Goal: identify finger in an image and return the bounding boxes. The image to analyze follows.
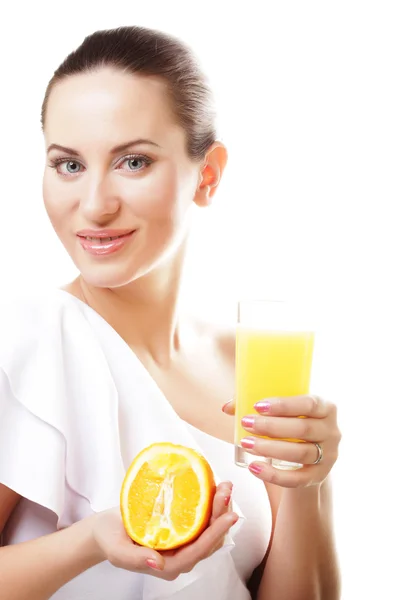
[222,399,235,416]
[112,539,165,572]
[241,414,327,443]
[253,395,330,418]
[210,481,233,524]
[240,436,322,465]
[168,512,238,572]
[247,460,321,488]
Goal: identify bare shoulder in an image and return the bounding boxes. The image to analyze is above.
[189,315,236,363]
[214,324,236,363]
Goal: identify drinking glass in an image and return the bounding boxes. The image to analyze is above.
[235,299,315,470]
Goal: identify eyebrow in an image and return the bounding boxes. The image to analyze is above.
[46,139,161,156]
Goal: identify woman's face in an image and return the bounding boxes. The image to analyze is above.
[43,68,205,288]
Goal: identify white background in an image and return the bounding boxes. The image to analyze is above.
[1,1,399,598]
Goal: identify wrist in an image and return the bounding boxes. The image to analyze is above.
[280,482,322,512]
[280,477,333,518]
[70,514,106,566]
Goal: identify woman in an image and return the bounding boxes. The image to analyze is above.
[0,25,341,599]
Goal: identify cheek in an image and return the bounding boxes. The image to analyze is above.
[129,166,191,222]
[42,175,70,231]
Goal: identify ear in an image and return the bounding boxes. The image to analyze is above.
[194,142,228,207]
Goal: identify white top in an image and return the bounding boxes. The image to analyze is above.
[0,290,271,600]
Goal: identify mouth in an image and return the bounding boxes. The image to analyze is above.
[76,229,137,256]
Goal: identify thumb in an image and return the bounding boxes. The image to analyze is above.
[221,399,235,416]
[137,547,166,571]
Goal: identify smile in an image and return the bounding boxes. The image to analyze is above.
[77,230,136,256]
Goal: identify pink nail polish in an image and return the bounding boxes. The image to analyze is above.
[248,464,263,475]
[240,437,255,449]
[146,558,162,570]
[224,494,231,506]
[222,402,230,413]
[241,416,255,428]
[254,400,271,413]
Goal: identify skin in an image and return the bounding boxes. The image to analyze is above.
[0,66,341,599]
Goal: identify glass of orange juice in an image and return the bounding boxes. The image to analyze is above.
[235,299,315,470]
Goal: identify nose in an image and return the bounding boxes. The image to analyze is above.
[79,172,120,222]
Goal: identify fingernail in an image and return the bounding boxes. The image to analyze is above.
[146,558,163,570]
[249,464,263,475]
[254,400,271,413]
[222,402,231,413]
[240,437,255,449]
[224,494,231,506]
[241,416,255,428]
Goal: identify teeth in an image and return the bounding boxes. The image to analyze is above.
[85,236,120,242]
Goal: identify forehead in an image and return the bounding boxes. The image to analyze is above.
[44,68,184,150]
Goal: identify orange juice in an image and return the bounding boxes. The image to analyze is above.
[235,328,315,444]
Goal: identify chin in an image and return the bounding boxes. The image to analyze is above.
[76,261,146,289]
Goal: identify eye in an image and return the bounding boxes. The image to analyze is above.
[119,155,153,172]
[48,158,83,176]
[63,161,81,174]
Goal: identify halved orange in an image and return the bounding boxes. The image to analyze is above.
[120,442,216,550]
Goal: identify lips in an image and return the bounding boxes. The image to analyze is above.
[77,229,136,256]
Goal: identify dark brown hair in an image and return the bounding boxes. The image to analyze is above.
[41,26,217,161]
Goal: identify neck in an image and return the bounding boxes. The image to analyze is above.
[75,246,188,366]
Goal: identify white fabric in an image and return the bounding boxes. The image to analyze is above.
[0,290,271,599]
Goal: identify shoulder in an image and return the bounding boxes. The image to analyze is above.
[0,292,49,355]
[0,288,65,324]
[0,289,88,366]
[214,325,236,363]
[189,315,236,364]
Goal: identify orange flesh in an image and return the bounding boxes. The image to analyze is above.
[121,444,215,550]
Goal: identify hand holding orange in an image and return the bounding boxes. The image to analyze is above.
[84,447,236,578]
